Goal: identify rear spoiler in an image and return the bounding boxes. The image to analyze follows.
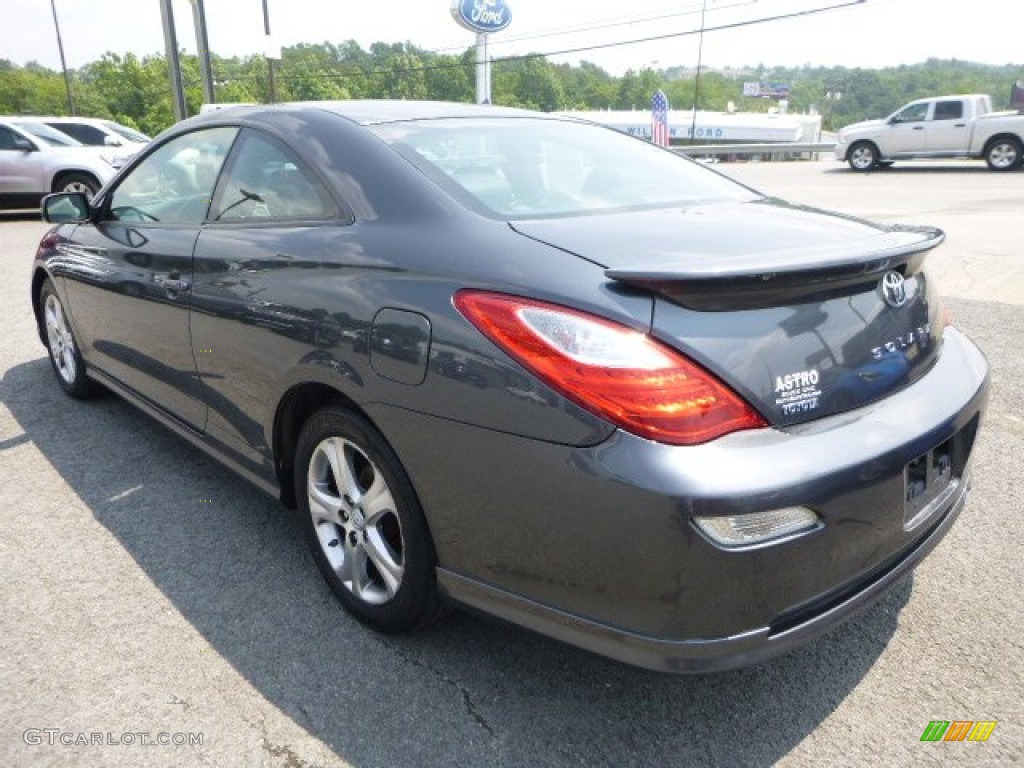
[605,225,944,311]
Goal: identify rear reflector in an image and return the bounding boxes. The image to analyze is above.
[694,507,821,549]
[454,291,766,445]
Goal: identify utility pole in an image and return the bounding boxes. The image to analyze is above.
[689,0,707,145]
[49,0,74,115]
[159,0,188,121]
[189,0,215,106]
[262,0,277,103]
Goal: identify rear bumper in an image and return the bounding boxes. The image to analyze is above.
[440,485,964,673]
[376,327,989,672]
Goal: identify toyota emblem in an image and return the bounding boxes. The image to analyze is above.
[880,271,908,308]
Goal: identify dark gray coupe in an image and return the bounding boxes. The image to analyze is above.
[32,101,989,672]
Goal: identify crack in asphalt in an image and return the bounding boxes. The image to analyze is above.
[380,639,496,737]
[262,737,317,768]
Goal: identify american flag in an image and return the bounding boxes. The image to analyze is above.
[651,90,670,147]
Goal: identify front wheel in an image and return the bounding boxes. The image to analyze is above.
[39,279,100,398]
[54,173,100,199]
[847,142,879,171]
[984,137,1023,171]
[295,407,440,633]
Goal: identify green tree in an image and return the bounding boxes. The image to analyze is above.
[615,68,664,110]
[277,43,350,101]
[496,56,565,111]
[3,47,1020,131]
[558,60,617,110]
[0,60,73,115]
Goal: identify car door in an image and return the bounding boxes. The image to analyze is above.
[0,125,44,197]
[882,101,929,156]
[925,99,969,155]
[57,126,238,430]
[190,127,350,472]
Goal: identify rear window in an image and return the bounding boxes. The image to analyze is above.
[48,122,106,145]
[102,121,150,143]
[933,101,963,121]
[372,118,754,218]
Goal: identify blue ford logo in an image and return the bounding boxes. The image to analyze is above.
[451,0,512,34]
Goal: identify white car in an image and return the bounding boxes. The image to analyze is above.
[32,116,151,156]
[0,118,122,207]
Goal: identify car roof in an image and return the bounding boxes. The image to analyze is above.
[189,100,558,127]
[16,116,116,126]
[0,117,58,131]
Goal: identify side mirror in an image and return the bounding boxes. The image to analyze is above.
[13,136,37,151]
[42,192,91,223]
[103,135,122,147]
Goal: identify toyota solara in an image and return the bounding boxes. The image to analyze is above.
[31,102,989,672]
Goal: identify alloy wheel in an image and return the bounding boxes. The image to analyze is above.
[307,436,405,605]
[44,293,77,384]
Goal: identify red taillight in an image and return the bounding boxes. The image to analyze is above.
[454,291,767,445]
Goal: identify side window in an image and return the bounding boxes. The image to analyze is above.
[0,126,20,150]
[211,131,336,222]
[892,103,928,123]
[51,123,105,145]
[897,103,929,123]
[108,127,237,226]
[932,101,963,121]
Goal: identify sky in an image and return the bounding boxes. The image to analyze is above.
[1,0,1021,76]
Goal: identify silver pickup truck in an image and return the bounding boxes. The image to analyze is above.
[835,94,1024,172]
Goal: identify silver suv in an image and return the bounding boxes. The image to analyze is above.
[0,118,122,208]
[33,116,150,156]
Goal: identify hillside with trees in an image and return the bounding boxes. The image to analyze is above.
[1,43,1020,136]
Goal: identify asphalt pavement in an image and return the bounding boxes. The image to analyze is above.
[1,158,1021,767]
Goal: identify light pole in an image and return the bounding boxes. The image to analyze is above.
[189,0,215,105]
[159,0,188,121]
[49,0,74,115]
[825,84,844,132]
[261,0,277,103]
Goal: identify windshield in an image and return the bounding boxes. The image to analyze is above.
[102,121,150,143]
[372,117,755,218]
[14,121,82,147]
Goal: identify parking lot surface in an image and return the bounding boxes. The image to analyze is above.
[1,159,1021,767]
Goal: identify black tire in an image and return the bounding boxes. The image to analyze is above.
[39,279,100,399]
[295,406,439,633]
[53,172,100,200]
[847,141,879,171]
[984,136,1023,171]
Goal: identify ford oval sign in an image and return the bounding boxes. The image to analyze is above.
[451,0,512,34]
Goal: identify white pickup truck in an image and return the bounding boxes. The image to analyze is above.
[835,94,1024,171]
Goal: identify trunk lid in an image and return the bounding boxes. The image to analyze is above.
[510,200,946,426]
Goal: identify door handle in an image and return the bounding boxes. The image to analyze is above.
[912,126,924,130]
[954,123,966,127]
[156,276,190,292]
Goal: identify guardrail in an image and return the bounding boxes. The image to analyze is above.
[673,142,837,157]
